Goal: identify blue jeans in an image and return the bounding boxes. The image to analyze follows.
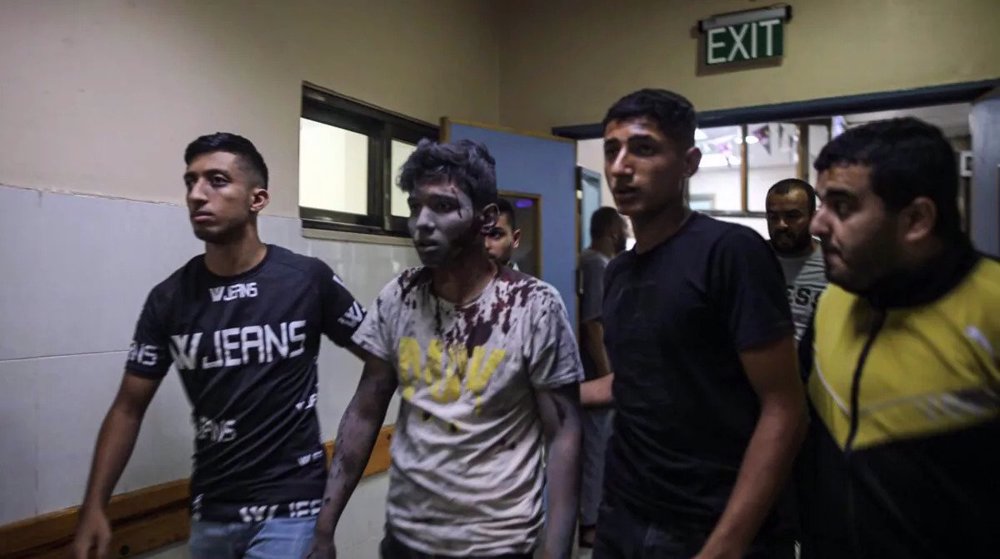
[189,517,316,559]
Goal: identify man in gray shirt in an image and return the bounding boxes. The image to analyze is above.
[577,207,628,548]
[309,139,583,559]
[765,179,828,341]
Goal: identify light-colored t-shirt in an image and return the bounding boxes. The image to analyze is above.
[352,266,583,556]
[777,245,828,341]
[579,248,610,324]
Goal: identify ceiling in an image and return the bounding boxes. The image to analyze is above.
[843,102,971,138]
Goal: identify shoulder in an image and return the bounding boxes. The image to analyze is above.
[265,245,330,278]
[815,283,856,319]
[496,268,566,312]
[968,255,1000,294]
[605,249,633,278]
[383,266,432,302]
[953,256,1000,315]
[676,213,772,261]
[705,220,779,273]
[147,254,202,303]
[579,249,609,272]
[712,219,770,252]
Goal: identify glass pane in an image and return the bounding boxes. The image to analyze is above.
[747,122,799,212]
[689,125,742,211]
[390,139,417,217]
[299,118,369,214]
[808,124,830,186]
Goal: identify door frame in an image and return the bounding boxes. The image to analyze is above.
[552,79,999,139]
[498,190,543,277]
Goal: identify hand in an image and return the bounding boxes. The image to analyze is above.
[691,546,742,559]
[304,535,336,559]
[72,508,111,559]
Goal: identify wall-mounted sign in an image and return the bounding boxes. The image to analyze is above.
[698,5,792,66]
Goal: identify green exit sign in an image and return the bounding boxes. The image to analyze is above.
[699,6,791,66]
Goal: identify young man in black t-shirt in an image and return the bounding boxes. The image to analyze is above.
[72,133,366,559]
[588,89,807,559]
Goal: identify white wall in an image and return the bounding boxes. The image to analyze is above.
[0,1,497,553]
[0,185,413,556]
[576,139,614,208]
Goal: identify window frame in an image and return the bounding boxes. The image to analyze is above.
[299,84,437,236]
[689,118,830,217]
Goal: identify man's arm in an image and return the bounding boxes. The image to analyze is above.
[580,372,614,407]
[581,320,612,379]
[695,335,807,559]
[536,383,583,559]
[310,354,398,557]
[579,319,615,408]
[73,372,162,559]
[345,342,370,362]
[578,253,614,407]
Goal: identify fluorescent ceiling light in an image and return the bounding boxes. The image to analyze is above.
[745,135,760,145]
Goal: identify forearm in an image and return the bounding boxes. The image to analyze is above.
[582,321,612,377]
[81,407,143,512]
[541,403,582,558]
[580,374,613,407]
[701,403,806,556]
[314,378,395,536]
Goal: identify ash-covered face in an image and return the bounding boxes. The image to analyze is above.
[407,180,495,267]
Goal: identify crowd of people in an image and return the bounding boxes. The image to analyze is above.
[72,88,998,559]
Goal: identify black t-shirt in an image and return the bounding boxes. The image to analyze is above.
[126,245,364,522]
[602,213,794,539]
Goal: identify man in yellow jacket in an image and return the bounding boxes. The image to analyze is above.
[799,117,1000,559]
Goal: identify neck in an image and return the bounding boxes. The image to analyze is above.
[775,239,817,259]
[203,227,267,277]
[631,202,691,254]
[431,246,498,305]
[590,237,617,258]
[864,236,976,308]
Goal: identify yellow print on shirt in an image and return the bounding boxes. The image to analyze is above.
[397,337,505,410]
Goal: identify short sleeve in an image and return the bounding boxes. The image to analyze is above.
[351,281,398,364]
[579,254,608,323]
[527,285,584,388]
[710,227,794,351]
[125,288,173,379]
[318,261,366,347]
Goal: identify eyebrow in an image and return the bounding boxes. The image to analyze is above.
[183,168,232,180]
[604,133,659,145]
[408,191,460,203]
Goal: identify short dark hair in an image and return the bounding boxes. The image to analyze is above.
[590,206,623,239]
[398,139,497,209]
[602,89,697,149]
[814,117,960,238]
[184,132,269,188]
[767,178,817,213]
[496,198,517,229]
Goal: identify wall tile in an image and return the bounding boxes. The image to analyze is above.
[0,359,39,524]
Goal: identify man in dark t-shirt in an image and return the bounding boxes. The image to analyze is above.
[72,133,366,559]
[590,89,807,559]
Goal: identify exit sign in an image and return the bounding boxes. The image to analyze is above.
[699,6,791,66]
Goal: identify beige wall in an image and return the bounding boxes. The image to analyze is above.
[497,0,1000,132]
[576,139,614,207]
[0,0,499,217]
